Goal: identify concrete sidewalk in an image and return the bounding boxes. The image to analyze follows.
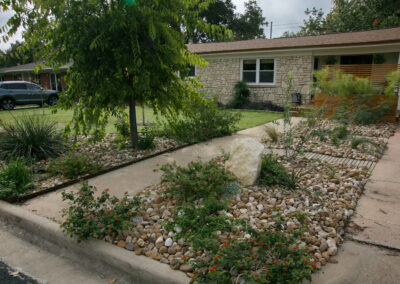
[312,126,400,284]
[21,118,302,222]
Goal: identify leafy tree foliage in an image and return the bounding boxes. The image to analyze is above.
[293,0,400,36]
[191,0,236,43]
[230,0,267,40]
[0,41,36,68]
[190,0,267,42]
[0,0,226,148]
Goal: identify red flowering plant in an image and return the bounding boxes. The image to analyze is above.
[191,214,317,284]
[61,182,140,242]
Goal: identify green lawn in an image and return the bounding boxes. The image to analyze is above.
[0,106,282,133]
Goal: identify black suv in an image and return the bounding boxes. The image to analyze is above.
[0,81,59,110]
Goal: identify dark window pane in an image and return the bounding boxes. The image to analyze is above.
[188,66,196,77]
[243,60,256,71]
[259,71,274,83]
[260,59,274,70]
[243,71,256,83]
[340,55,373,65]
[7,83,27,90]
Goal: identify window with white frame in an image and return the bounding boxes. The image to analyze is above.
[241,59,275,84]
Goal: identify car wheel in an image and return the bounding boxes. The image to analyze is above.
[1,98,15,110]
[47,95,58,106]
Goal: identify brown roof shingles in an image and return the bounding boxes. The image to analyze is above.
[188,27,400,54]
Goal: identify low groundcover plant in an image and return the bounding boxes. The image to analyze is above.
[61,182,140,242]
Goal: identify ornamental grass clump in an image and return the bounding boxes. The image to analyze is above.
[0,116,66,160]
[61,182,140,242]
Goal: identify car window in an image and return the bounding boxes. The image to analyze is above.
[28,84,42,90]
[5,83,28,90]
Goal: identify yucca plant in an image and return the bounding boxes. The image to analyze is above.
[0,116,66,160]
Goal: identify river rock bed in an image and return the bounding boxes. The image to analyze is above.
[5,134,181,191]
[110,157,370,276]
[265,121,395,161]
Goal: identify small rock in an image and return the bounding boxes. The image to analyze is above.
[179,264,193,273]
[125,242,134,251]
[165,238,173,247]
[117,241,126,248]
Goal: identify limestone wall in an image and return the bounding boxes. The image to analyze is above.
[197,55,313,106]
[196,58,241,105]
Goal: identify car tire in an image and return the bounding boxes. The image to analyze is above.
[47,95,58,106]
[1,98,15,110]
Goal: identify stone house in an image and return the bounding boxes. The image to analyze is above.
[187,27,400,106]
[0,62,71,91]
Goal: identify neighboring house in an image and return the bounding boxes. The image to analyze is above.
[0,62,72,91]
[187,27,400,106]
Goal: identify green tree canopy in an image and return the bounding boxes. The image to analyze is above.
[190,0,267,42]
[230,0,267,40]
[293,0,400,36]
[0,41,36,68]
[1,0,227,147]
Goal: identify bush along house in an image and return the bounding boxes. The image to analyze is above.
[187,27,400,109]
[0,62,71,91]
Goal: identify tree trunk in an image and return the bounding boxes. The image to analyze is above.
[129,98,139,149]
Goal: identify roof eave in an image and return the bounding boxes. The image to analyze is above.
[192,39,400,55]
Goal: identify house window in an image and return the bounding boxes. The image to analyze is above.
[187,65,196,77]
[241,59,275,84]
[50,73,63,91]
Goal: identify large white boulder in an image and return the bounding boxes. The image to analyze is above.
[226,138,264,186]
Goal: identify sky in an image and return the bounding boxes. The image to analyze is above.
[232,0,333,38]
[0,0,334,51]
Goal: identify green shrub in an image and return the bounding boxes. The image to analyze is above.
[162,98,241,143]
[331,125,349,140]
[314,69,396,125]
[258,155,297,190]
[47,152,101,179]
[230,81,251,108]
[0,116,66,160]
[61,182,140,242]
[138,126,156,150]
[161,160,237,202]
[0,159,33,199]
[192,215,317,284]
[114,116,130,139]
[165,198,243,251]
[350,137,377,150]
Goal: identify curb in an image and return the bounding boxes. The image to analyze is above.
[0,201,189,284]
